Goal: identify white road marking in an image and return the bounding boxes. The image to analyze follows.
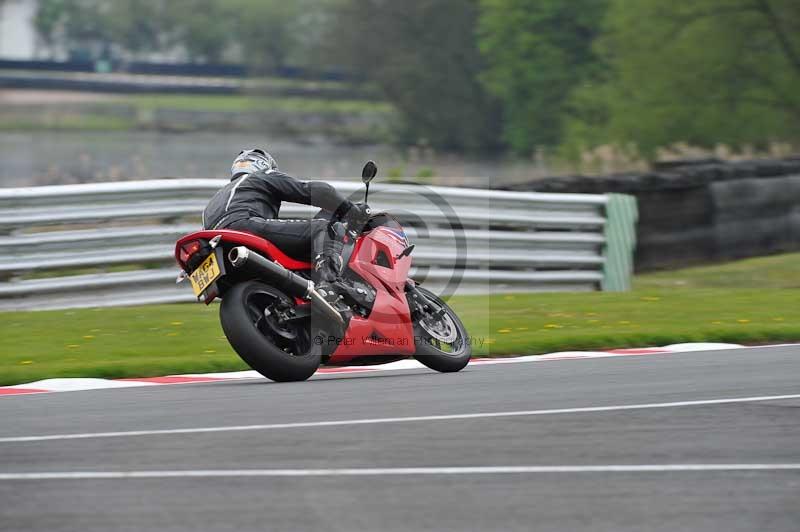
[1,393,798,444]
[1,464,800,480]
[6,378,159,392]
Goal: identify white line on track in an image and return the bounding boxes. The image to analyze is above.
[1,393,798,444]
[2,465,800,480]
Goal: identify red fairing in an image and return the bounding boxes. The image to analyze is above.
[174,230,313,271]
[327,226,415,363]
[176,225,417,364]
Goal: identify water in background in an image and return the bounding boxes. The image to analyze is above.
[0,131,550,188]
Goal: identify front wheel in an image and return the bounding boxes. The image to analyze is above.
[410,286,471,373]
[220,280,320,382]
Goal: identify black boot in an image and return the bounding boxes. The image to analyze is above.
[312,222,347,299]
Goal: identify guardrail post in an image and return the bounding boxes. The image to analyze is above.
[602,193,638,291]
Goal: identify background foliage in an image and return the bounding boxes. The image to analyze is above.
[478,0,607,153]
[328,0,502,151]
[31,0,800,158]
[566,0,800,157]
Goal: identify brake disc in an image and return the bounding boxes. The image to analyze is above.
[420,311,458,343]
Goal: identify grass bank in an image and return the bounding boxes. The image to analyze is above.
[128,94,393,114]
[2,253,799,385]
[0,93,394,133]
[0,111,137,132]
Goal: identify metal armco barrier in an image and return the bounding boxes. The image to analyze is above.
[0,179,637,310]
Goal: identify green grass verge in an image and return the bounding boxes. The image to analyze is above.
[634,252,800,290]
[128,94,393,114]
[0,94,393,132]
[0,113,136,131]
[2,252,799,386]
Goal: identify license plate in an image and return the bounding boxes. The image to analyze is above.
[189,252,221,297]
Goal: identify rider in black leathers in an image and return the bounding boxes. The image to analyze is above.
[202,149,369,288]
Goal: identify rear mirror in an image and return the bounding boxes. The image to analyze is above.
[361,161,377,184]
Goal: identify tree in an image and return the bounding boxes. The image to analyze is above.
[223,0,303,72]
[34,0,171,60]
[104,0,168,56]
[567,0,800,156]
[330,0,502,151]
[33,0,68,54]
[477,0,608,155]
[33,0,109,59]
[163,0,233,63]
[33,0,331,68]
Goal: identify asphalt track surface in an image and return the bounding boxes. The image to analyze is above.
[1,346,799,532]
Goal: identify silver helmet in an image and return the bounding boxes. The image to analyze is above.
[231,148,277,177]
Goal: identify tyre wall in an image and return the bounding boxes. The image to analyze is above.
[507,158,800,271]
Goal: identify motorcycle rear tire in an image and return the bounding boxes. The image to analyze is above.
[220,280,321,382]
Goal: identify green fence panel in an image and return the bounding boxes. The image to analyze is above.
[602,193,638,291]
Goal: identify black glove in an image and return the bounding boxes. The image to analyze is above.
[342,202,371,233]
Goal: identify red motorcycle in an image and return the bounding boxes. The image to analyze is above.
[174,162,471,382]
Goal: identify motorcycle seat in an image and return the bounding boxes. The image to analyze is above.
[178,229,313,270]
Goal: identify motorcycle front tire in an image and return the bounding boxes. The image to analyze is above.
[412,287,472,373]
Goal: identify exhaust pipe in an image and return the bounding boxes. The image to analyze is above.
[228,246,344,327]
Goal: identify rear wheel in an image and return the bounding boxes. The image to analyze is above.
[410,286,471,373]
[220,280,320,382]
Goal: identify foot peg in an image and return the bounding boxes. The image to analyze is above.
[306,284,346,327]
